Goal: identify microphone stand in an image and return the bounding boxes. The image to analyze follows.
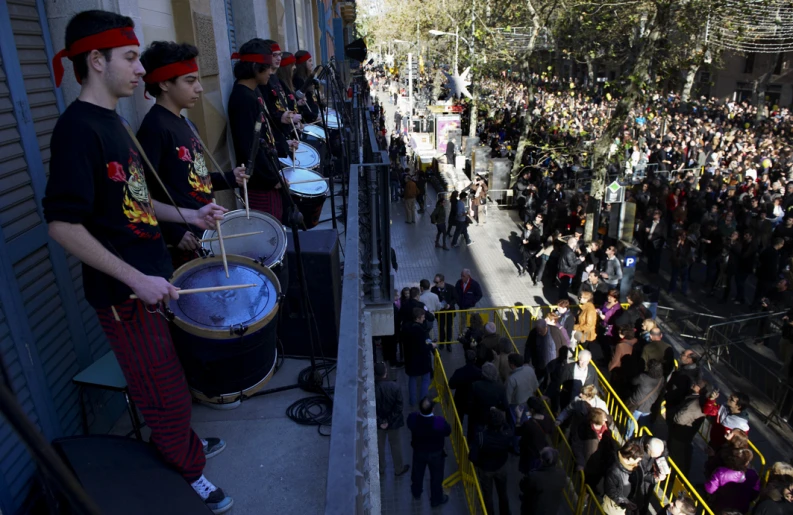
[310,81,338,230]
[323,61,349,221]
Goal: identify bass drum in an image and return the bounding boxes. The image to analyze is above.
[169,255,281,405]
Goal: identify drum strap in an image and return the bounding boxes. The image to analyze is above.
[120,119,200,237]
[182,118,247,208]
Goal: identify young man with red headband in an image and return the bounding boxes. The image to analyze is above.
[136,40,248,268]
[261,39,302,136]
[228,38,298,223]
[42,10,232,513]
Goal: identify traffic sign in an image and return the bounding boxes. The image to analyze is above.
[605,180,624,203]
[624,256,636,268]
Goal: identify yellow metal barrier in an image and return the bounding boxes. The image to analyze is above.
[583,349,638,443]
[430,350,487,514]
[578,484,608,515]
[639,426,715,515]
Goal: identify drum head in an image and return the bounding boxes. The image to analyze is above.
[170,255,281,339]
[202,210,286,267]
[278,142,320,169]
[282,167,329,197]
[302,125,326,141]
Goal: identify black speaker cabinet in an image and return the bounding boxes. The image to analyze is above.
[280,229,342,358]
[51,435,213,514]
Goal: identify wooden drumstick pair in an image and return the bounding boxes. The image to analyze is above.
[212,199,230,278]
[129,283,257,300]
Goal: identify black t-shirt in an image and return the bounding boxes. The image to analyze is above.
[227,82,287,190]
[43,100,172,308]
[136,104,235,244]
[260,75,291,137]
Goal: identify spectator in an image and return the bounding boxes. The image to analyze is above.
[469,408,512,515]
[448,350,483,427]
[521,447,567,515]
[374,362,410,477]
[574,291,598,346]
[544,345,571,410]
[668,229,695,295]
[625,359,666,439]
[705,429,751,479]
[581,270,609,306]
[598,288,624,347]
[645,210,667,274]
[459,313,485,353]
[703,390,751,451]
[603,441,644,515]
[514,397,553,474]
[555,299,576,341]
[431,273,457,350]
[558,236,585,301]
[418,279,441,332]
[641,328,675,378]
[755,238,784,305]
[403,174,418,224]
[615,290,651,334]
[609,325,639,375]
[480,322,501,355]
[556,384,609,427]
[524,319,564,382]
[665,349,701,410]
[559,349,597,410]
[455,269,483,321]
[752,474,793,515]
[494,337,515,383]
[667,379,709,476]
[403,308,437,406]
[430,194,449,250]
[705,448,761,513]
[572,407,612,471]
[661,495,697,515]
[407,397,452,508]
[451,192,474,247]
[469,363,509,436]
[506,353,539,431]
[632,436,669,514]
[601,245,624,290]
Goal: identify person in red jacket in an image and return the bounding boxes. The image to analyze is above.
[703,389,751,450]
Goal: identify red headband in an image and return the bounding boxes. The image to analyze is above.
[143,58,198,84]
[52,27,139,87]
[280,55,296,67]
[231,52,273,65]
[295,53,312,64]
[269,43,281,52]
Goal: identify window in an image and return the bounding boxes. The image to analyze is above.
[744,53,755,74]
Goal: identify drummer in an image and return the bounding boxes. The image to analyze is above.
[261,39,303,136]
[43,10,232,513]
[227,39,298,222]
[137,40,249,267]
[280,51,317,123]
[293,50,320,123]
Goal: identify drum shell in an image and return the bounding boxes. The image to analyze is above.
[171,313,277,401]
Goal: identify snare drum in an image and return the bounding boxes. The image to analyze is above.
[201,209,286,268]
[302,125,326,141]
[169,255,281,405]
[281,167,329,229]
[279,142,320,169]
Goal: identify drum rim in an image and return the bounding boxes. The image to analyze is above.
[169,255,281,340]
[200,209,287,267]
[302,125,327,140]
[278,142,321,169]
[190,347,278,404]
[281,167,330,197]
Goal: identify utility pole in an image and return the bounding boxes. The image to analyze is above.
[408,52,413,133]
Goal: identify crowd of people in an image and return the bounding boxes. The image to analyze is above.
[368,64,793,515]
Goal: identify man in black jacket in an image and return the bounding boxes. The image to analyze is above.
[644,210,667,274]
[470,409,512,515]
[558,349,597,410]
[448,350,483,427]
[375,362,410,477]
[755,238,785,305]
[558,236,584,302]
[431,273,457,351]
[407,397,451,507]
[522,447,567,515]
[455,268,484,333]
[469,363,509,436]
[665,349,701,410]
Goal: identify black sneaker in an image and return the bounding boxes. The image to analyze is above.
[205,488,234,514]
[431,494,450,507]
[202,438,226,459]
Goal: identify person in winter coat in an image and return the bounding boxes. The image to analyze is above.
[574,291,599,345]
[665,349,702,411]
[514,397,553,474]
[752,471,793,515]
[430,194,449,249]
[631,436,669,514]
[625,359,666,439]
[705,448,761,513]
[558,236,585,301]
[555,299,576,341]
[448,350,483,427]
[524,319,565,383]
[469,408,512,515]
[520,219,543,282]
[455,269,483,311]
[703,390,752,451]
[668,229,695,295]
[375,362,410,477]
[559,349,597,410]
[403,308,438,405]
[603,442,645,515]
[615,290,651,334]
[667,379,709,476]
[609,325,639,379]
[468,363,509,436]
[459,313,485,353]
[572,408,611,470]
[521,447,567,515]
[556,384,609,428]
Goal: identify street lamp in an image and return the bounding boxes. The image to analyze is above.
[428,28,467,75]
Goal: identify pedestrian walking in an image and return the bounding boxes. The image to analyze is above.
[430,195,449,249]
[403,174,418,224]
[375,363,410,477]
[408,397,451,508]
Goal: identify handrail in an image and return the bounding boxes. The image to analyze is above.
[639,426,716,515]
[430,350,487,514]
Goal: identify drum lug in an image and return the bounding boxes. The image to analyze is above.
[162,306,175,322]
[231,324,249,336]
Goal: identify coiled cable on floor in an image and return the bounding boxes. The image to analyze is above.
[285,359,335,436]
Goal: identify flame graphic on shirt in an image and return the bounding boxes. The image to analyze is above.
[180,143,212,195]
[122,156,158,226]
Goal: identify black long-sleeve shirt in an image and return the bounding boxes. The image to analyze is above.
[407,413,451,452]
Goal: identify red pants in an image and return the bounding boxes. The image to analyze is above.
[96,300,205,482]
[248,188,284,223]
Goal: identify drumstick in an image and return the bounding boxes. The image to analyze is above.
[286,177,330,186]
[290,115,300,166]
[242,164,250,219]
[212,199,229,278]
[129,283,258,300]
[199,230,264,243]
